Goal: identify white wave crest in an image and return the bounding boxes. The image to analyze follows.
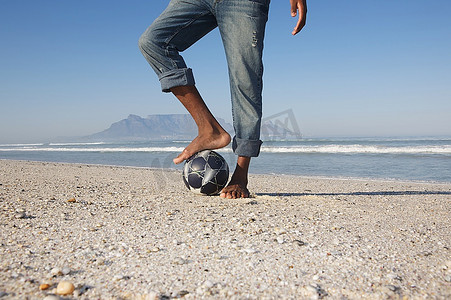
[0,143,44,147]
[0,146,234,153]
[48,142,107,146]
[0,144,449,155]
[0,147,183,152]
[261,145,451,154]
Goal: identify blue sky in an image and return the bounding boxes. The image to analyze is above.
[0,0,450,143]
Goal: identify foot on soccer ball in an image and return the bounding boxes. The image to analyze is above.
[220,180,250,199]
[173,131,231,164]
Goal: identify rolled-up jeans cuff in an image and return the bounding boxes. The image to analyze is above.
[158,68,195,93]
[232,136,263,157]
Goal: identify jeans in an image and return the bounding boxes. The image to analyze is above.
[139,0,270,157]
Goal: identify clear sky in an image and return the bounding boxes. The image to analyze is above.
[1,0,450,143]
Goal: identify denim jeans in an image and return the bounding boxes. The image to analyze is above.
[139,0,270,157]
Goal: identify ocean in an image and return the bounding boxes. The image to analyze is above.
[1,137,450,183]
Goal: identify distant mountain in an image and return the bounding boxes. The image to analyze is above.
[82,112,301,141]
[84,114,233,141]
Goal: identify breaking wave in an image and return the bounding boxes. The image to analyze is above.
[261,145,451,155]
[0,144,450,155]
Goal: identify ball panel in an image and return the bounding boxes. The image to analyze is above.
[207,154,223,169]
[202,167,218,184]
[183,160,190,176]
[197,150,211,159]
[187,173,203,189]
[200,182,220,195]
[190,157,207,172]
[182,175,190,190]
[215,169,229,186]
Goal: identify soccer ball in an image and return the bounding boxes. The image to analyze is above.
[182,150,229,195]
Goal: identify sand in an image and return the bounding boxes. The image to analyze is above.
[0,159,450,299]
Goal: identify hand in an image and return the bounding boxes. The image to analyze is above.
[290,0,307,35]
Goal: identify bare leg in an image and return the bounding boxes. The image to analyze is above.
[220,156,251,199]
[171,85,231,164]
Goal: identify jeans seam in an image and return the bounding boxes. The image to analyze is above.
[163,11,212,68]
[163,11,212,46]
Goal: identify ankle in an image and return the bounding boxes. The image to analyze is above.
[230,170,248,185]
[198,121,227,136]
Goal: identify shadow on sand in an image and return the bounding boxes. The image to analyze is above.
[256,190,451,197]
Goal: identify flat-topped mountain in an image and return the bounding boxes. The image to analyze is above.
[83,112,301,141]
[85,114,233,141]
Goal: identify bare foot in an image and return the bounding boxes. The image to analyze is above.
[220,156,251,199]
[173,130,231,164]
[170,85,231,164]
[220,180,250,199]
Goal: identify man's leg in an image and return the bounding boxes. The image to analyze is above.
[216,0,271,198]
[139,0,229,163]
[170,85,230,164]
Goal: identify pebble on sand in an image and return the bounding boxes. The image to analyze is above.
[172,257,188,265]
[15,209,26,219]
[293,240,306,247]
[50,267,62,277]
[274,227,287,235]
[56,281,75,295]
[241,248,259,254]
[39,283,50,290]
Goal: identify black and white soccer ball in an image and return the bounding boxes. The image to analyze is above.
[182,150,229,195]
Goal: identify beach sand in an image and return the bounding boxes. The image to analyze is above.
[0,160,450,299]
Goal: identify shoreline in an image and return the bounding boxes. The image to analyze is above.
[2,158,451,185]
[1,160,450,299]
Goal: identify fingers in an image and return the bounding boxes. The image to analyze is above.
[291,0,307,35]
[290,0,297,17]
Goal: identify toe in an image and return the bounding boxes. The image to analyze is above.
[173,150,190,164]
[173,154,183,164]
[219,184,250,199]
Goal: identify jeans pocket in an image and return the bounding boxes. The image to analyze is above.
[247,0,270,18]
[248,0,270,4]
